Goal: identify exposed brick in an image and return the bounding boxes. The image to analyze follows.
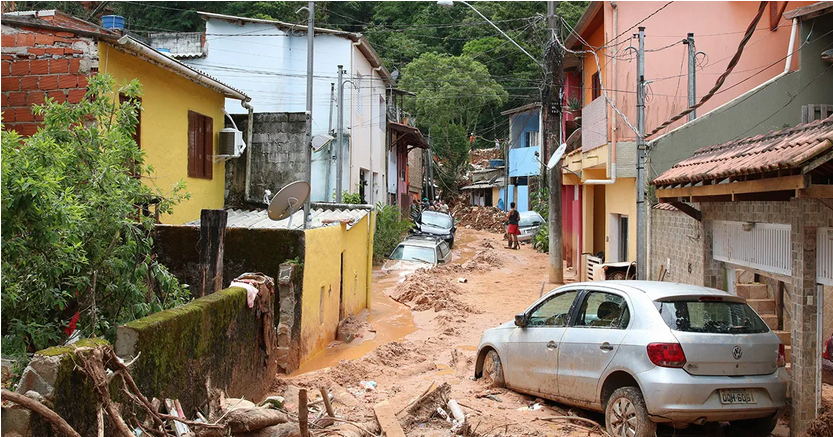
[2,76,20,91]
[2,109,14,123]
[47,90,66,103]
[55,32,74,38]
[30,59,49,75]
[27,91,46,105]
[69,58,80,74]
[27,48,46,56]
[20,76,38,90]
[65,49,83,55]
[77,75,89,88]
[0,93,6,107]
[57,75,77,88]
[15,107,34,122]
[10,61,29,76]
[17,123,40,136]
[1,61,9,75]
[2,34,15,47]
[49,59,69,74]
[34,34,54,45]
[45,48,65,56]
[7,91,26,106]
[67,88,85,104]
[38,75,56,90]
[1,55,13,60]
[16,34,35,47]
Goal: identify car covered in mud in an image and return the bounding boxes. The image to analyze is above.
[382,235,452,275]
[474,281,788,437]
[517,211,546,242]
[414,210,456,248]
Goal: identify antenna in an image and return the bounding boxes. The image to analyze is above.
[267,181,311,229]
[547,143,567,170]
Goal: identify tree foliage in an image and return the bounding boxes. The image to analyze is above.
[1,75,190,355]
[372,203,413,263]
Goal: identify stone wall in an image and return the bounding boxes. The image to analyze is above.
[115,286,277,415]
[225,112,308,207]
[649,206,704,284]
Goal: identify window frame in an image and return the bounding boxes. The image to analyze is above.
[572,289,632,330]
[356,72,364,115]
[188,110,214,180]
[526,289,581,328]
[591,72,601,100]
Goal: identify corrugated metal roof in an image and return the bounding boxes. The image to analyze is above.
[186,207,370,230]
[653,115,833,186]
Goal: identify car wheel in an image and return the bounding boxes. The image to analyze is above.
[449,238,455,249]
[480,349,505,388]
[728,415,778,437]
[605,387,656,437]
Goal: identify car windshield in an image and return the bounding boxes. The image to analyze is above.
[421,213,453,229]
[518,212,544,227]
[390,245,436,264]
[655,299,769,334]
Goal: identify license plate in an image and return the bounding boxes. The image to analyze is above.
[719,389,757,404]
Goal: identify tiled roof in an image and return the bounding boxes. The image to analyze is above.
[653,115,833,186]
[652,203,679,211]
[186,206,371,230]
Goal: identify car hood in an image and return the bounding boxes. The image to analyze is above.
[381,259,433,276]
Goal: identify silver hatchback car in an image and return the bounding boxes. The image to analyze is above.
[474,281,788,437]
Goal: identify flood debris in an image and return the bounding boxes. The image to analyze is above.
[803,409,833,437]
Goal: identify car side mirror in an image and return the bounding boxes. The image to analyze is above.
[514,313,528,327]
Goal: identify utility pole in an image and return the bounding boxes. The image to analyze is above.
[303,0,314,228]
[636,27,646,280]
[684,32,696,121]
[336,65,344,203]
[544,0,563,284]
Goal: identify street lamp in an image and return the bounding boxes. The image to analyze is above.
[437,0,542,67]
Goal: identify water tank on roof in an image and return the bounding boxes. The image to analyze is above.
[101,15,125,30]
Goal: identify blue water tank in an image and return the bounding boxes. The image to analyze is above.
[489,159,504,168]
[101,15,125,30]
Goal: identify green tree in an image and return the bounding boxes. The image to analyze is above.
[1,74,190,355]
[399,52,507,195]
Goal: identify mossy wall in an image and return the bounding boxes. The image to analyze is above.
[115,287,277,415]
[29,339,112,437]
[152,225,305,292]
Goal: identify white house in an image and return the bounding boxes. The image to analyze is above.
[150,12,394,204]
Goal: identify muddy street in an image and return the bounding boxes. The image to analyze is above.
[273,228,795,437]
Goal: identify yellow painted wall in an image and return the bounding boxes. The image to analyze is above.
[604,178,637,262]
[299,213,375,363]
[491,187,500,207]
[99,44,227,225]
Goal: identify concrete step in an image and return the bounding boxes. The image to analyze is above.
[736,268,755,284]
[761,314,779,330]
[774,330,791,346]
[747,298,776,314]
[737,283,768,300]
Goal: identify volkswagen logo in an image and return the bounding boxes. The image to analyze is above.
[732,345,743,360]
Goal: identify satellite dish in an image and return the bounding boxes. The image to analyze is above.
[311,134,335,152]
[547,143,568,170]
[267,181,310,229]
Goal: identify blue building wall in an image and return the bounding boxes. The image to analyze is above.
[509,110,540,148]
[506,108,540,212]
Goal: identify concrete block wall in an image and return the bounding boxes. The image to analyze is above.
[700,199,832,434]
[649,207,704,285]
[1,25,96,136]
[225,112,308,207]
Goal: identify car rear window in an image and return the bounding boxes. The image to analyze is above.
[518,212,544,227]
[655,299,769,334]
[390,245,436,264]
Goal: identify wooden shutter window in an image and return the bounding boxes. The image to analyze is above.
[188,110,214,179]
[591,72,601,101]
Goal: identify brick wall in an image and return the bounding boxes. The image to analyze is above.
[1,25,97,136]
[649,206,705,285]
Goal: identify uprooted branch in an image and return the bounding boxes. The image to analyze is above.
[1,389,82,437]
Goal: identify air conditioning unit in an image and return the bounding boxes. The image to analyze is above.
[219,128,245,156]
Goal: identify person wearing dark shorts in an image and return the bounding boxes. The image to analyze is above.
[506,202,520,250]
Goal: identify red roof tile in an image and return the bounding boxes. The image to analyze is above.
[653,115,833,186]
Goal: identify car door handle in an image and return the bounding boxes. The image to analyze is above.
[547,341,557,350]
[599,342,614,351]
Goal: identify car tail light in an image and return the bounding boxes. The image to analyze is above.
[647,343,687,368]
[777,344,786,367]
[823,340,830,361]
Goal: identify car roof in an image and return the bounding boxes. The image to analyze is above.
[566,280,737,301]
[519,210,541,217]
[422,210,452,218]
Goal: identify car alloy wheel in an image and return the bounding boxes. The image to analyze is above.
[605,387,656,437]
[480,349,505,388]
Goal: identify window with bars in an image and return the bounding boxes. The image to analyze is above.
[188,110,214,179]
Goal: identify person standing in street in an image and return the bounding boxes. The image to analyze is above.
[506,202,520,250]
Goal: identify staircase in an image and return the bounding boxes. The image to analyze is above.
[736,282,791,366]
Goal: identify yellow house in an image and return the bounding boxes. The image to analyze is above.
[99,36,250,224]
